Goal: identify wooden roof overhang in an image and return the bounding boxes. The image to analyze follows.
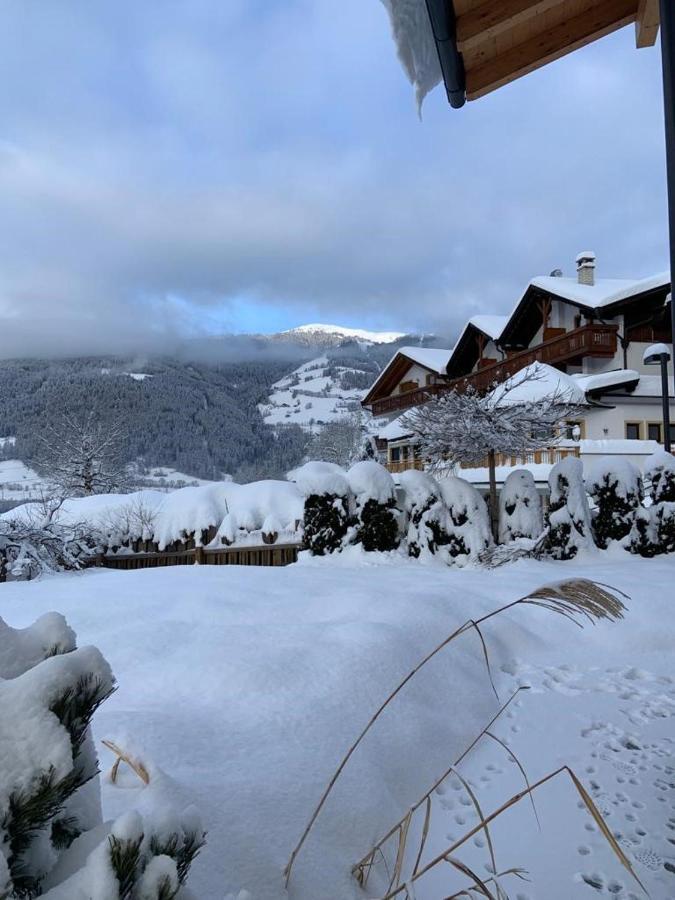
[426,0,659,107]
[361,350,448,407]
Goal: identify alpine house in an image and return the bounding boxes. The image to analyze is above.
[362,253,673,477]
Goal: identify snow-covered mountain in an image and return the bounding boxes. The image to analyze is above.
[272,323,406,348]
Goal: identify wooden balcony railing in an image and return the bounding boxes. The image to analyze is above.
[368,324,618,417]
[386,458,424,474]
[370,384,449,417]
[451,323,618,395]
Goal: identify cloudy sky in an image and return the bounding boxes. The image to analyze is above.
[0,1,669,356]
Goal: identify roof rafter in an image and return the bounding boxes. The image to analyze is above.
[456,0,565,54]
[465,0,636,99]
[635,0,660,48]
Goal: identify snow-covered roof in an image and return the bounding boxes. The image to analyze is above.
[529,271,670,310]
[489,362,587,405]
[466,315,508,341]
[395,346,452,374]
[376,415,413,441]
[572,369,640,393]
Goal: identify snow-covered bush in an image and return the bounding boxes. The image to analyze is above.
[438,476,492,562]
[288,462,353,555]
[0,613,205,899]
[347,461,400,552]
[0,516,99,581]
[645,450,675,502]
[629,452,675,557]
[498,469,543,543]
[397,470,452,558]
[587,458,642,548]
[544,457,594,560]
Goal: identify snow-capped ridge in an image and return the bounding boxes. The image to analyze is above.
[279,323,406,346]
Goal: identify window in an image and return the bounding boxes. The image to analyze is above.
[625,422,641,440]
[647,423,662,442]
[390,447,401,462]
[564,421,584,440]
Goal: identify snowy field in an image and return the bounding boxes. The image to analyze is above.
[260,356,372,430]
[1,552,674,900]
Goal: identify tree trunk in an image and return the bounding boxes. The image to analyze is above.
[487,449,498,541]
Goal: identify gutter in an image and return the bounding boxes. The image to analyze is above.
[424,0,466,108]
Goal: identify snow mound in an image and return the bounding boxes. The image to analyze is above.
[396,469,440,511]
[347,460,396,505]
[287,461,350,498]
[498,469,543,543]
[586,457,641,500]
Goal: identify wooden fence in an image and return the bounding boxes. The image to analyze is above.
[100,542,301,571]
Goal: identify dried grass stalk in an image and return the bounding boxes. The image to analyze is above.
[284,579,626,886]
[378,765,646,899]
[102,738,150,785]
[352,687,529,887]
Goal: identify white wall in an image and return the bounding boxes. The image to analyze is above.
[385,363,431,397]
[581,399,675,440]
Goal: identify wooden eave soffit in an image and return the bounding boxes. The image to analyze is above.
[450,0,659,102]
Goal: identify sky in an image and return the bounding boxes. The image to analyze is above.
[0,1,670,357]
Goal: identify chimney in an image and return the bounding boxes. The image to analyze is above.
[576,250,596,286]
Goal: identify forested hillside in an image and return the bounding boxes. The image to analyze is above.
[0,332,450,482]
[0,356,309,481]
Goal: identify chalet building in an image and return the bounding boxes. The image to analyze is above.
[362,253,673,475]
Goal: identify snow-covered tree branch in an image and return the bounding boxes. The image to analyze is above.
[401,366,586,536]
[32,412,131,497]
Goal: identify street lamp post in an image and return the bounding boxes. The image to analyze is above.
[643,342,673,453]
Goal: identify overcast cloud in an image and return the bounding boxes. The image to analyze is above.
[0,1,669,357]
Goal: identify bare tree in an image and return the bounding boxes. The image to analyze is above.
[401,369,585,538]
[33,412,130,497]
[308,411,368,468]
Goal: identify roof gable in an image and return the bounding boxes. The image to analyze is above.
[362,347,452,406]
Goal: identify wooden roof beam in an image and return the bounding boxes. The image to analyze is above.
[635,0,660,48]
[465,0,636,100]
[456,0,565,54]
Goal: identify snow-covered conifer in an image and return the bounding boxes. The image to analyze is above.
[347,461,400,552]
[645,450,675,502]
[0,615,205,899]
[438,476,492,562]
[629,452,675,556]
[397,470,452,557]
[544,457,594,560]
[498,469,543,543]
[587,458,642,548]
[288,462,353,555]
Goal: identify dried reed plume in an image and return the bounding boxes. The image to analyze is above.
[283,579,626,886]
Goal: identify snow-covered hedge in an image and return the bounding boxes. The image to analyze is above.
[347,461,400,553]
[288,462,353,556]
[0,613,205,897]
[586,458,642,548]
[629,451,675,557]
[397,470,452,558]
[0,509,100,582]
[438,476,492,562]
[544,457,594,560]
[498,469,543,543]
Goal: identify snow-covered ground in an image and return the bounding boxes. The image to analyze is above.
[1,551,674,899]
[260,356,374,431]
[0,458,45,501]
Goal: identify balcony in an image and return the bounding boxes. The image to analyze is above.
[370,383,448,418]
[451,323,619,395]
[368,324,618,417]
